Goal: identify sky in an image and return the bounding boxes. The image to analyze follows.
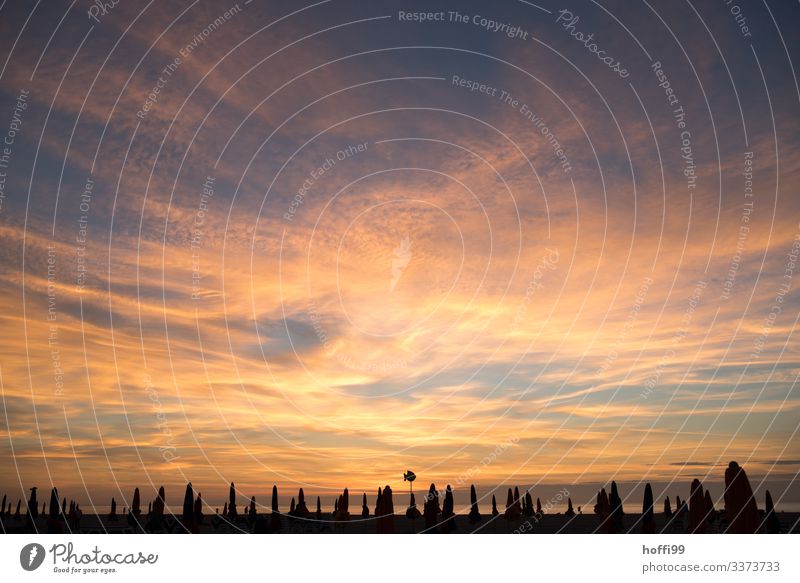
[0,0,798,512]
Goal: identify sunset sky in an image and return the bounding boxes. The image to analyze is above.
[0,0,798,512]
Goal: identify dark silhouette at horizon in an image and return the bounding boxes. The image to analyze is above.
[1,461,797,534]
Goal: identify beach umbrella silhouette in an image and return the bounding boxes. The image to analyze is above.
[440,484,455,532]
[362,493,369,518]
[724,461,759,533]
[642,483,655,534]
[764,490,780,534]
[336,488,350,522]
[374,489,384,533]
[297,488,311,518]
[406,492,421,520]
[378,485,395,534]
[524,493,534,518]
[194,492,204,524]
[46,488,62,533]
[704,489,715,527]
[609,481,623,532]
[491,494,499,517]
[423,484,440,532]
[48,489,59,518]
[271,486,279,512]
[704,490,714,512]
[504,488,521,520]
[316,496,322,522]
[182,484,199,533]
[688,479,706,533]
[596,488,611,533]
[565,497,575,517]
[270,485,281,532]
[156,486,165,514]
[428,484,441,513]
[27,487,38,520]
[146,486,166,532]
[441,485,455,533]
[228,483,237,518]
[182,483,194,523]
[663,496,672,517]
[131,488,141,516]
[374,487,383,517]
[468,485,481,523]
